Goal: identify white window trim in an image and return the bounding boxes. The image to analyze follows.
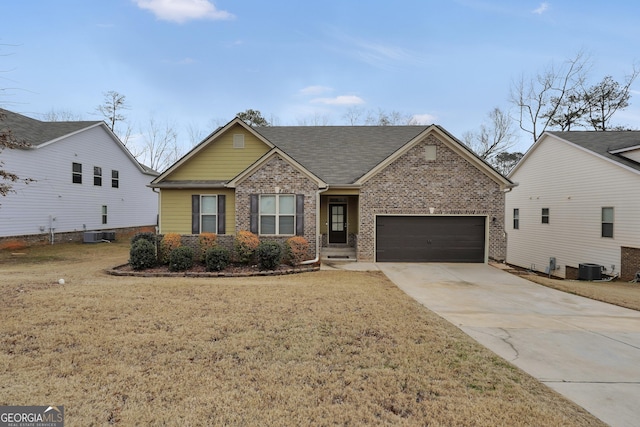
[200,195,218,234]
[259,194,296,235]
[601,207,614,238]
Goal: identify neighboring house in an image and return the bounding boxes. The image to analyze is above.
[0,109,158,245]
[150,118,514,263]
[505,131,640,281]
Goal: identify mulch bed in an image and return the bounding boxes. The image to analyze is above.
[106,262,320,278]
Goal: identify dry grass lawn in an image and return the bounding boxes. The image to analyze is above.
[0,242,605,426]
[512,270,640,312]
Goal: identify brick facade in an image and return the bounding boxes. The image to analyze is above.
[234,155,318,259]
[357,135,506,262]
[621,246,640,281]
[0,225,155,250]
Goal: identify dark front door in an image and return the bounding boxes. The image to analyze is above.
[329,204,347,244]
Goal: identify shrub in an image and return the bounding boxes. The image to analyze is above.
[256,241,283,270]
[131,232,157,246]
[234,231,259,264]
[205,246,231,272]
[198,233,217,261]
[285,236,309,265]
[168,246,194,272]
[129,239,157,270]
[160,233,182,264]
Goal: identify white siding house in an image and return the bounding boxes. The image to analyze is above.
[0,109,158,242]
[506,131,640,280]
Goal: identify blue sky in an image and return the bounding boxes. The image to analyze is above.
[1,0,639,154]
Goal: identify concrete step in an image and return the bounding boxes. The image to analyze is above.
[321,247,357,262]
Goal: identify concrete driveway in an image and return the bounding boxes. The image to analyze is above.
[376,263,640,427]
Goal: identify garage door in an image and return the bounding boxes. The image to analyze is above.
[376,216,486,262]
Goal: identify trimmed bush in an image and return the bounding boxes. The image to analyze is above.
[160,233,182,264]
[285,236,310,265]
[234,231,259,264]
[129,239,157,270]
[131,232,157,246]
[198,233,217,262]
[168,246,194,272]
[205,246,231,272]
[256,241,283,270]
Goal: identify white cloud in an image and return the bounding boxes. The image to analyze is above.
[532,2,549,15]
[299,85,333,96]
[409,113,437,125]
[133,0,234,23]
[311,95,365,106]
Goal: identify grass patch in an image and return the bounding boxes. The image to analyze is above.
[0,243,604,426]
[520,273,640,312]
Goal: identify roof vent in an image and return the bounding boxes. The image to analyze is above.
[233,134,245,149]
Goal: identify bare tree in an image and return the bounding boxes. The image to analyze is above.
[137,116,183,172]
[463,107,517,163]
[0,110,33,202]
[296,112,332,126]
[510,51,590,143]
[95,90,135,148]
[343,107,364,125]
[543,92,588,131]
[96,90,129,131]
[364,109,412,126]
[40,109,84,121]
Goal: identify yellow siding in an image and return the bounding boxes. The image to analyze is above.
[166,125,270,181]
[159,188,236,235]
[320,195,359,234]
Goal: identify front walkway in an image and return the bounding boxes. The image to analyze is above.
[327,261,640,427]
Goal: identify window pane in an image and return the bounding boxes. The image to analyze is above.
[260,195,276,214]
[261,216,276,234]
[602,223,613,238]
[279,216,295,234]
[202,215,217,233]
[602,207,614,222]
[201,196,217,214]
[279,195,295,214]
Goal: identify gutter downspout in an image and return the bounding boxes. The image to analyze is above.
[301,186,329,265]
[152,187,160,234]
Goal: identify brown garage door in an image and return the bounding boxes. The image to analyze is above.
[376,216,486,262]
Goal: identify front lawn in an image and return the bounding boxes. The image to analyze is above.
[0,242,603,426]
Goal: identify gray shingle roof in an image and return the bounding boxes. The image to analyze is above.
[548,131,640,172]
[255,126,430,184]
[0,108,101,146]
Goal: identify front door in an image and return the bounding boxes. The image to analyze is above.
[329,204,347,244]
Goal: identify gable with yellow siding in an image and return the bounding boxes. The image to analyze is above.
[165,125,271,181]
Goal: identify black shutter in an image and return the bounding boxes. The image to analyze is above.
[250,194,259,234]
[217,195,226,234]
[296,194,304,236]
[191,195,200,234]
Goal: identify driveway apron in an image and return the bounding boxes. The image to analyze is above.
[377,263,640,427]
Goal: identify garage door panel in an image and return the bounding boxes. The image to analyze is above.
[376,216,485,262]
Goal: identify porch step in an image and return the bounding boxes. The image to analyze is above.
[321,247,357,262]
